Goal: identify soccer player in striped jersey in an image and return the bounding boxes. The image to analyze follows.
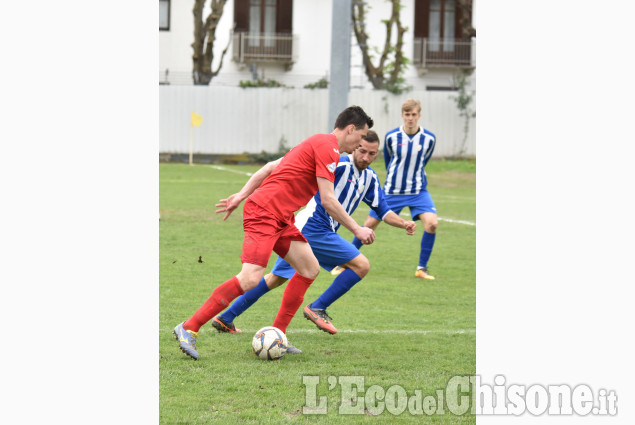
[211,131,416,340]
[344,99,438,280]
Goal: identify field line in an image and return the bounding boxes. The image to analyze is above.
[161,328,474,335]
[287,329,475,335]
[209,165,253,176]
[437,217,475,226]
[398,212,475,226]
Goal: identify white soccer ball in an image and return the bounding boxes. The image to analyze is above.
[252,326,288,360]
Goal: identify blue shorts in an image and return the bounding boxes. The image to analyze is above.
[369,191,436,221]
[271,230,361,279]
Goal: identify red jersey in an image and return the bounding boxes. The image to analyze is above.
[249,133,340,222]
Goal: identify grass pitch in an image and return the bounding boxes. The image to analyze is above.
[159,159,475,424]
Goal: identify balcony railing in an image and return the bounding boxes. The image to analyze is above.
[232,32,297,65]
[413,38,475,69]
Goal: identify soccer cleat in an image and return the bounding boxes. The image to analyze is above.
[173,322,199,360]
[330,266,345,276]
[286,343,303,354]
[415,268,435,280]
[303,303,338,334]
[212,316,243,334]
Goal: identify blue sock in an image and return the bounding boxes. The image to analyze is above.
[351,237,363,249]
[220,277,270,323]
[311,269,362,310]
[418,232,436,268]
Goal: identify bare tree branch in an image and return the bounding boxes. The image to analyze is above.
[352,0,408,92]
[192,0,228,85]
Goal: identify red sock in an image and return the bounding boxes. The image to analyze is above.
[272,273,314,334]
[183,276,244,332]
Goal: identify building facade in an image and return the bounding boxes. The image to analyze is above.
[159,0,475,91]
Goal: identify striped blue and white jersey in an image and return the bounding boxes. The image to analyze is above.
[296,154,392,234]
[383,126,436,195]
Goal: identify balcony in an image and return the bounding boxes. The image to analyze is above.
[413,38,475,72]
[232,32,297,69]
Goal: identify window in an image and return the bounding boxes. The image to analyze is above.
[429,0,455,51]
[413,0,472,67]
[159,0,170,31]
[234,0,293,35]
[233,0,294,63]
[249,0,277,47]
[416,0,457,51]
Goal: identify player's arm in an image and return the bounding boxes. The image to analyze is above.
[382,211,416,235]
[383,136,391,169]
[422,133,436,167]
[363,170,414,233]
[366,191,416,236]
[317,177,375,245]
[215,157,283,220]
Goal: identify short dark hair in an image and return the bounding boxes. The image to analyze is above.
[363,130,379,144]
[334,105,374,130]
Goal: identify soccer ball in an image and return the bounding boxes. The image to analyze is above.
[252,326,288,360]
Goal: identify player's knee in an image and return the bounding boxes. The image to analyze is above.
[307,262,320,280]
[264,273,287,290]
[348,255,370,278]
[425,219,438,233]
[236,272,263,291]
[358,259,370,278]
[297,258,320,280]
[236,274,260,292]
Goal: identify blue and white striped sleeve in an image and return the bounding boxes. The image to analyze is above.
[364,169,392,220]
[422,130,436,167]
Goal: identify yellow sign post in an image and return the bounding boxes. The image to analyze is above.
[190,112,203,165]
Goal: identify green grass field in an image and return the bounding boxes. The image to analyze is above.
[159,159,475,424]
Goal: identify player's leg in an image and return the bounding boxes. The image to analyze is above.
[183,262,263,332]
[316,253,370,307]
[214,257,293,333]
[331,214,380,276]
[415,212,437,278]
[174,199,276,359]
[411,191,438,280]
[306,254,369,334]
[271,239,320,334]
[363,215,382,231]
[174,261,262,360]
[304,232,367,334]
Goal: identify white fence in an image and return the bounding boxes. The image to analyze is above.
[159,86,475,158]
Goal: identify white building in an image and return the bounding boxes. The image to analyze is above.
[159,0,475,91]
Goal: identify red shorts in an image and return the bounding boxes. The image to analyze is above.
[240,199,307,268]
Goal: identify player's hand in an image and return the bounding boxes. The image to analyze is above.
[355,226,375,245]
[404,221,416,235]
[215,193,242,220]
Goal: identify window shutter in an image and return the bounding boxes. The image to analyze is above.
[454,1,462,39]
[276,0,293,33]
[414,0,429,38]
[234,0,249,32]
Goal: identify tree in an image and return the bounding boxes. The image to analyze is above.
[192,0,231,85]
[451,70,475,156]
[352,0,410,94]
[457,0,476,38]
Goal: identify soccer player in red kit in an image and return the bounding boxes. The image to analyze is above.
[174,106,375,359]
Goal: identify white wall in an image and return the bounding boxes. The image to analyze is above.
[159,0,202,77]
[159,86,476,157]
